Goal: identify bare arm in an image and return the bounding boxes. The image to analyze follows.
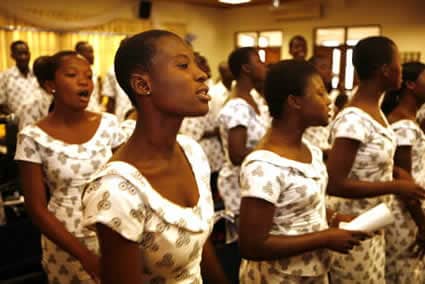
[18,161,99,279]
[96,223,143,284]
[393,146,425,231]
[239,197,367,261]
[201,238,229,284]
[326,138,425,199]
[228,126,252,165]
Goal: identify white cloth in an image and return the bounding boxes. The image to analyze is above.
[102,66,133,121]
[14,112,129,282]
[327,106,396,283]
[17,87,53,130]
[239,140,330,282]
[86,71,103,113]
[303,126,331,151]
[208,81,230,121]
[385,119,425,284]
[0,66,39,115]
[82,135,215,283]
[217,97,267,215]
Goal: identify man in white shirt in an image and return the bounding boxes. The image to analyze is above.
[0,40,39,116]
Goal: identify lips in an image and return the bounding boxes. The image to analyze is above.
[196,87,211,102]
[78,90,90,103]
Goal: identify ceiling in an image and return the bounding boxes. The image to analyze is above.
[165,0,276,8]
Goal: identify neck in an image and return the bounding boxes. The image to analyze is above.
[393,91,420,119]
[352,80,386,107]
[50,103,87,125]
[126,110,182,160]
[17,65,29,77]
[234,76,254,98]
[266,115,306,148]
[223,79,233,91]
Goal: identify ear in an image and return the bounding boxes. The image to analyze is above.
[130,72,152,96]
[287,94,302,110]
[381,64,391,78]
[405,80,416,91]
[44,80,56,96]
[241,63,251,76]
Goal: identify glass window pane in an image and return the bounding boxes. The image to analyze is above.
[347,26,380,46]
[315,28,345,47]
[258,31,282,47]
[237,32,257,47]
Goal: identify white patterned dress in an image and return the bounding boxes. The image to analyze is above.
[239,140,330,284]
[327,107,396,284]
[217,97,267,241]
[303,126,331,151]
[385,119,425,283]
[82,135,215,283]
[14,113,128,284]
[18,87,53,130]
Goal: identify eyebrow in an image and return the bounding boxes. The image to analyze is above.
[174,54,191,60]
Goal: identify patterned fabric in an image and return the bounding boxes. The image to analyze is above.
[327,106,396,283]
[208,81,230,122]
[14,112,129,283]
[82,135,215,283]
[385,119,425,283]
[17,87,53,130]
[217,97,267,216]
[120,119,136,140]
[417,103,425,124]
[239,141,330,282]
[250,89,272,129]
[0,66,39,115]
[102,67,133,121]
[180,115,224,173]
[303,126,331,151]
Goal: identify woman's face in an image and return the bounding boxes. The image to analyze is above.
[386,46,402,91]
[300,74,331,127]
[413,70,425,104]
[51,55,93,111]
[147,36,209,117]
[247,51,268,84]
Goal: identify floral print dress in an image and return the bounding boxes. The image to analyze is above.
[14,112,128,284]
[82,135,215,283]
[327,107,396,284]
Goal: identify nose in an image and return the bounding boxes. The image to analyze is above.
[195,66,208,83]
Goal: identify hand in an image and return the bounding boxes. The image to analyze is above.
[395,180,425,200]
[334,213,356,225]
[324,228,370,254]
[80,250,100,283]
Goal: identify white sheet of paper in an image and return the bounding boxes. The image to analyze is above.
[339,203,395,232]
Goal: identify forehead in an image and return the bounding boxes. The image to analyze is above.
[59,55,90,68]
[154,36,192,60]
[13,44,29,53]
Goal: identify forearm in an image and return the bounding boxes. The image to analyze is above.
[201,239,229,284]
[28,206,93,261]
[240,231,328,261]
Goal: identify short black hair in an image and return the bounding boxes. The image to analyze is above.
[289,35,307,49]
[10,40,27,53]
[75,41,89,53]
[228,47,257,79]
[334,93,349,110]
[46,51,79,81]
[265,60,318,119]
[352,36,396,80]
[33,56,51,87]
[114,29,181,108]
[382,61,425,115]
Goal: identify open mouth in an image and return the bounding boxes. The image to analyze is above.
[78,90,90,98]
[196,88,211,101]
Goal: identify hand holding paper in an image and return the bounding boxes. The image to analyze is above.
[339,203,395,233]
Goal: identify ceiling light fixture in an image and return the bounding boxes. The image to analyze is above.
[218,0,251,4]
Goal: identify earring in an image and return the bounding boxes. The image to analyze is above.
[51,89,56,94]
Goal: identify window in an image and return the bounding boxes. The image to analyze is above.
[314,25,381,90]
[235,30,283,64]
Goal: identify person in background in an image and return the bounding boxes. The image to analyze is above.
[18,56,54,129]
[0,40,39,117]
[75,41,103,112]
[326,36,425,283]
[289,35,308,61]
[333,93,349,117]
[381,61,425,283]
[82,30,228,284]
[15,50,129,283]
